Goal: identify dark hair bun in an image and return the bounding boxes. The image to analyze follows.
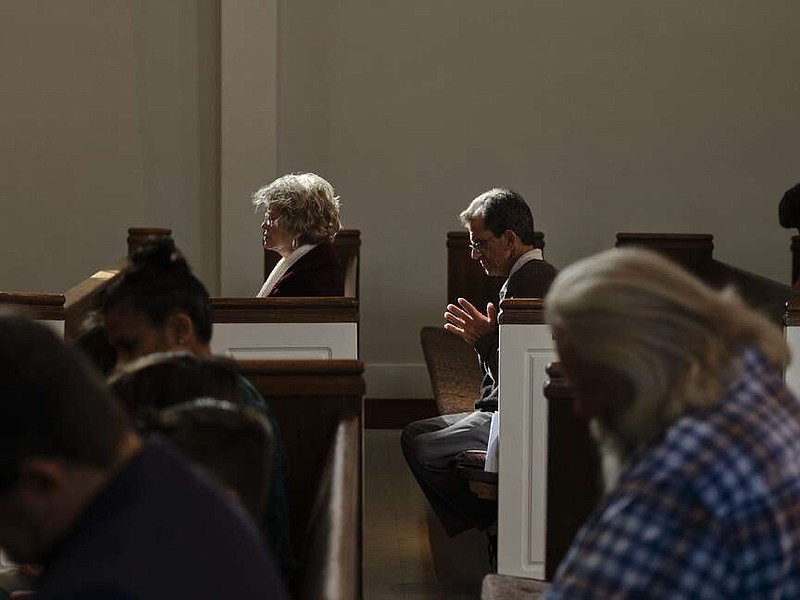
[131,237,190,275]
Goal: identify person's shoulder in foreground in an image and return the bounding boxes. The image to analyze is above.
[544,247,800,598]
[37,440,288,600]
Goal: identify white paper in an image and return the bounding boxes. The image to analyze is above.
[485,411,500,473]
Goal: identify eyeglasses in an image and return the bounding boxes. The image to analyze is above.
[262,212,280,227]
[468,237,495,253]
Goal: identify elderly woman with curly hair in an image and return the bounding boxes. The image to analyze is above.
[253,172,344,297]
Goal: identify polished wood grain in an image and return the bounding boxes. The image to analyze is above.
[497,298,546,325]
[211,296,359,323]
[617,232,800,325]
[299,415,361,600]
[543,362,602,581]
[238,359,364,577]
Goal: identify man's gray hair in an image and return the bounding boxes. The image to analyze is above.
[545,247,789,455]
[458,188,536,245]
[252,172,341,244]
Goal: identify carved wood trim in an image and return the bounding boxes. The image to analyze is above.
[211,297,359,323]
[498,298,546,324]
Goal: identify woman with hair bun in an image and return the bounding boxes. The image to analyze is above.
[102,237,295,585]
[253,172,345,297]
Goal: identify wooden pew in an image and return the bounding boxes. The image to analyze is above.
[495,299,557,580]
[0,226,360,360]
[616,233,800,325]
[541,363,602,581]
[264,229,361,299]
[481,360,601,596]
[298,415,361,600]
[211,297,359,360]
[236,359,364,598]
[0,250,130,341]
[0,228,171,340]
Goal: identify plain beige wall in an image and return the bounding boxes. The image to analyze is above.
[278,0,800,395]
[2,1,798,396]
[0,1,219,293]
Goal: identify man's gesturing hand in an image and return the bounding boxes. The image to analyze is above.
[444,297,497,346]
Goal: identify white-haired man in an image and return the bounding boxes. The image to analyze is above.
[544,247,800,598]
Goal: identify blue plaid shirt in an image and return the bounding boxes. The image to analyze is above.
[547,347,800,599]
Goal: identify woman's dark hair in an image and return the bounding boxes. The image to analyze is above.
[103,237,212,344]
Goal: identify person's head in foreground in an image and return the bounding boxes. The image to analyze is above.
[459,188,537,277]
[543,247,800,598]
[0,314,287,598]
[103,237,213,368]
[109,353,274,522]
[0,314,135,565]
[108,351,241,416]
[140,399,274,523]
[253,172,341,258]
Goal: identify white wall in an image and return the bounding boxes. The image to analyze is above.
[0,1,219,293]
[277,0,800,395]
[2,1,799,397]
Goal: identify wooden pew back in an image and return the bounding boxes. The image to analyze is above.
[496,299,557,580]
[0,262,125,340]
[211,297,359,360]
[0,227,173,340]
[298,415,361,600]
[236,359,364,575]
[616,233,800,324]
[542,363,602,580]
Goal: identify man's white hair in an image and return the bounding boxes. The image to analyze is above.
[545,247,789,458]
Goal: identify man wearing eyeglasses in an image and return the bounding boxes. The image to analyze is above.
[401,188,557,545]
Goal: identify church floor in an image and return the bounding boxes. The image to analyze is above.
[363,428,490,600]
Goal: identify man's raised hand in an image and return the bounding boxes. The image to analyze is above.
[443,297,497,346]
